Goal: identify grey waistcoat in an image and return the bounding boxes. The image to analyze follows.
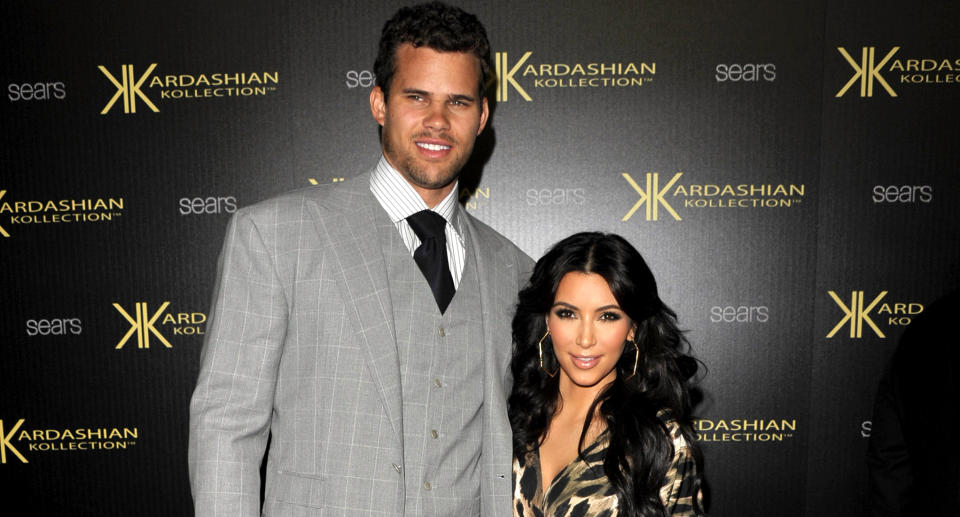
[378,212,485,516]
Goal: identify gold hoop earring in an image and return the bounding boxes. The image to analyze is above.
[538,331,559,377]
[622,340,640,381]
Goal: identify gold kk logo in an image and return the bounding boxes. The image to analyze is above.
[0,419,27,464]
[495,51,532,102]
[0,190,9,237]
[826,290,887,338]
[621,172,682,221]
[836,47,899,98]
[99,63,159,114]
[114,301,172,349]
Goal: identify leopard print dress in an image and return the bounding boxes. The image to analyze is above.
[512,420,701,516]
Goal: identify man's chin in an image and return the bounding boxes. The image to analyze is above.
[402,164,462,191]
[413,177,458,191]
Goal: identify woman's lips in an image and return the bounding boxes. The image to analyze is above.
[570,354,601,369]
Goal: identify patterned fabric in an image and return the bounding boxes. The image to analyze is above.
[381,218,485,515]
[188,173,534,516]
[369,154,466,287]
[512,419,702,517]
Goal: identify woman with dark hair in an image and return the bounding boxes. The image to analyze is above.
[510,232,704,516]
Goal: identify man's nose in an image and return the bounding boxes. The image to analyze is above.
[423,103,451,131]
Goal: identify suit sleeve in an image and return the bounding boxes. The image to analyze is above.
[518,251,535,288]
[503,249,535,395]
[188,209,289,517]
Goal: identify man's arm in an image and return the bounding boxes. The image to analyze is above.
[188,209,289,517]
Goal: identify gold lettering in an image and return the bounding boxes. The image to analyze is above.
[1,420,28,463]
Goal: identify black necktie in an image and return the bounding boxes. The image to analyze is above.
[406,210,456,313]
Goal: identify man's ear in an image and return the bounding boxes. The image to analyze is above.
[477,97,489,135]
[370,86,386,126]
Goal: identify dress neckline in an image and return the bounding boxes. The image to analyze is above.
[536,427,610,504]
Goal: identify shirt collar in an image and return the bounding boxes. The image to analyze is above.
[370,154,459,225]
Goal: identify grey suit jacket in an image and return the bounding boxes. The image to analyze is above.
[188,173,533,516]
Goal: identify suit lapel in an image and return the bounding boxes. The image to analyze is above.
[309,176,403,441]
[460,210,512,380]
[460,209,518,511]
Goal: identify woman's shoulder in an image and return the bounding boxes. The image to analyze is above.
[655,411,704,515]
[655,409,693,451]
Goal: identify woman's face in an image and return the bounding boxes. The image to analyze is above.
[546,272,635,393]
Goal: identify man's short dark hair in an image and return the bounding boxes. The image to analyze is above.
[374,2,492,98]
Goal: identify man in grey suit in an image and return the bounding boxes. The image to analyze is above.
[188,3,533,516]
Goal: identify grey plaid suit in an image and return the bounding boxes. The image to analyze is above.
[188,172,533,516]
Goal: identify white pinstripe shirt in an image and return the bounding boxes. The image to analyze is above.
[370,155,466,288]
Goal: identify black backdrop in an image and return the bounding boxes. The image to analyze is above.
[2,1,958,515]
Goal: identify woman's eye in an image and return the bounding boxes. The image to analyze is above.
[553,309,575,319]
[600,312,622,321]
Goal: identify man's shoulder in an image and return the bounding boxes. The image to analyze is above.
[237,175,370,221]
[462,211,533,267]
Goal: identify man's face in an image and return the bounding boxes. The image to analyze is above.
[370,44,489,206]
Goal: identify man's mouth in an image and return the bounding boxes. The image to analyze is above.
[416,142,451,152]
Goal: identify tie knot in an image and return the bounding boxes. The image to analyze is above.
[406,210,447,241]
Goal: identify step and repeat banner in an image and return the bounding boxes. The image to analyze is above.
[2,1,958,515]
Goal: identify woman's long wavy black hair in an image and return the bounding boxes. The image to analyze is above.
[509,232,703,516]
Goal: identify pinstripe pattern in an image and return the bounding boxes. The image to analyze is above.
[370,155,466,288]
[188,172,534,517]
